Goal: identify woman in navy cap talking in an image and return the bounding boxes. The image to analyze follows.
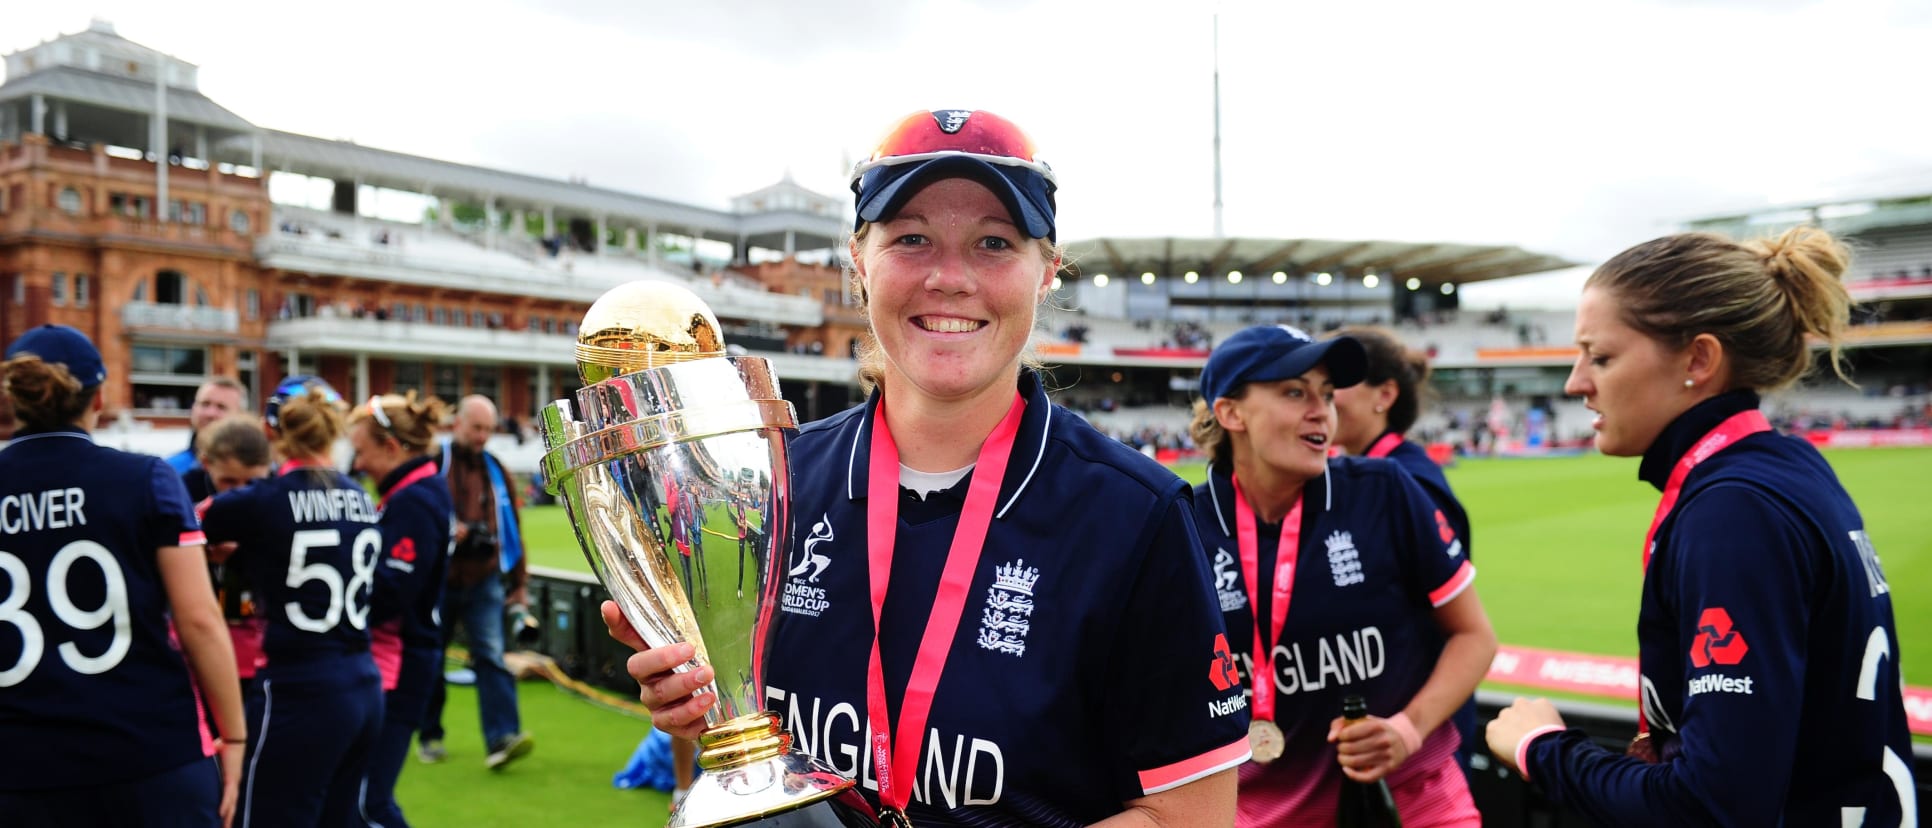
[608,109,1251,826]
[1190,325,1495,827]
[0,324,248,827]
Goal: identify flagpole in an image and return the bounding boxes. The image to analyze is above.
[1212,13,1224,239]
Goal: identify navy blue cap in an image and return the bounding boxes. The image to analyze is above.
[850,109,1057,242]
[1200,325,1368,403]
[854,156,1057,242]
[5,324,106,388]
[264,374,341,429]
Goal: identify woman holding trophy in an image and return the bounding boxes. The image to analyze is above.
[605,109,1250,825]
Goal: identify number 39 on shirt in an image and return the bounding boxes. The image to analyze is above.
[0,541,131,687]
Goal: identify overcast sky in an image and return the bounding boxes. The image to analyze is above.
[11,0,1932,308]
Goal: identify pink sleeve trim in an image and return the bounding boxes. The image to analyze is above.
[178,530,207,547]
[1138,738,1250,795]
[1428,560,1475,607]
[1515,724,1566,782]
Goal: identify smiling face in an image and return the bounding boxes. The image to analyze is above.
[1566,286,1695,456]
[1216,364,1337,485]
[853,177,1056,408]
[348,419,404,482]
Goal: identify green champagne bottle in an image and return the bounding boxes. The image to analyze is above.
[1337,695,1403,828]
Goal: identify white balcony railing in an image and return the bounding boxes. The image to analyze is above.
[265,316,860,383]
[121,302,240,333]
[256,235,822,326]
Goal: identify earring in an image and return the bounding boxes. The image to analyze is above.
[1684,379,1694,388]
[1373,406,1386,414]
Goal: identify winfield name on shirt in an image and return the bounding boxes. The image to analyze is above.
[1249,625,1386,695]
[287,488,378,524]
[768,685,1004,809]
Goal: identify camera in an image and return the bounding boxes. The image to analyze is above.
[455,520,499,561]
[507,603,541,647]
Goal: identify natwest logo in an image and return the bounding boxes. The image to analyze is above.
[1690,607,1749,668]
[1209,633,1240,691]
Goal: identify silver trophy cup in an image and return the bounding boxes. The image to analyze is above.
[541,281,875,828]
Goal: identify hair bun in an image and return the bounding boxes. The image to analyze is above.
[1753,225,1849,285]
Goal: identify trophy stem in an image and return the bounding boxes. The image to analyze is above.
[698,712,791,771]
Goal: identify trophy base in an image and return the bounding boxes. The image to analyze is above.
[696,787,879,828]
[669,750,880,828]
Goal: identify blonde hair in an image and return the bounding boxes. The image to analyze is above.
[1,354,94,430]
[846,222,1065,393]
[349,390,448,453]
[1189,396,1239,470]
[1587,226,1852,391]
[273,389,346,463]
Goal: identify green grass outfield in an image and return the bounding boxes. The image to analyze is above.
[523,446,1932,687]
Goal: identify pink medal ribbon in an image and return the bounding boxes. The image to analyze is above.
[864,393,1024,820]
[1365,432,1403,459]
[1635,408,1770,736]
[1231,474,1303,728]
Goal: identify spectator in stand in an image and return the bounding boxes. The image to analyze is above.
[166,376,247,501]
[1487,227,1916,824]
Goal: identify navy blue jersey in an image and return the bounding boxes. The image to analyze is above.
[167,436,214,502]
[0,428,210,790]
[372,455,451,652]
[767,371,1250,826]
[1526,392,1917,826]
[1194,458,1474,819]
[1375,433,1470,557]
[201,463,381,662]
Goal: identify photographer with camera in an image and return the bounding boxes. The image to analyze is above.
[418,395,535,771]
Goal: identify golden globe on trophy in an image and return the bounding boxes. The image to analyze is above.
[540,281,877,828]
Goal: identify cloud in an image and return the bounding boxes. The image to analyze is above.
[10,0,1932,284]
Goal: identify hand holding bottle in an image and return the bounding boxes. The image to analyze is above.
[1335,695,1404,827]
[1328,705,1423,782]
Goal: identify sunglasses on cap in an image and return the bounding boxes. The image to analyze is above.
[850,109,1059,241]
[850,109,1057,189]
